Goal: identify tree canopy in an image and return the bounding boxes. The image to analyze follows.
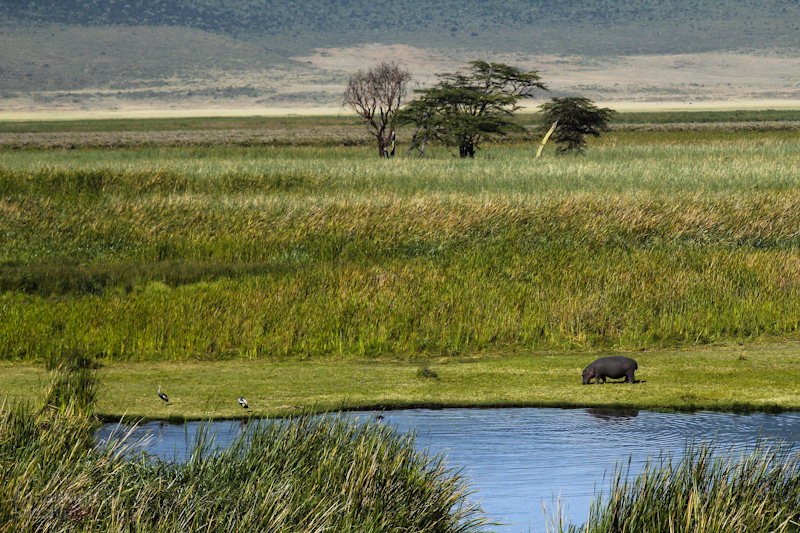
[396,61,547,158]
[538,97,616,154]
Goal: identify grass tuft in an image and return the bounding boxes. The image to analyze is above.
[578,441,800,533]
[417,363,440,380]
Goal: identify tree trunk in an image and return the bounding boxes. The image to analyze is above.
[417,138,428,158]
[377,134,388,158]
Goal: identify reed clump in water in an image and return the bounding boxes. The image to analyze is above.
[1,359,487,531]
[576,441,800,533]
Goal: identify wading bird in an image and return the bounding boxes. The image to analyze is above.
[237,397,249,409]
[158,385,169,404]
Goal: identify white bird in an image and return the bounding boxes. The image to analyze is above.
[157,385,169,404]
[237,397,249,409]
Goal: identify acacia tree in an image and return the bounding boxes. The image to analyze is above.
[538,97,616,154]
[396,61,547,158]
[343,61,412,158]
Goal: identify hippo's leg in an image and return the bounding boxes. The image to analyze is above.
[626,370,636,383]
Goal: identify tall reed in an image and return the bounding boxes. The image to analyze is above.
[1,407,487,532]
[579,441,800,533]
[3,131,800,360]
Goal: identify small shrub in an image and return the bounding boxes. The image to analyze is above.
[417,364,440,380]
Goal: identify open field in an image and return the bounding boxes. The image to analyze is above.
[3,111,800,531]
[2,341,800,421]
[2,111,800,417]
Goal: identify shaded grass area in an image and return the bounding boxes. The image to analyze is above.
[3,111,799,150]
[2,109,798,134]
[3,342,800,421]
[0,115,360,134]
[609,109,800,124]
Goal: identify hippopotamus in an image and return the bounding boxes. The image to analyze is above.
[582,356,638,384]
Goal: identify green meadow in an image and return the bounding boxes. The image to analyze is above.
[1,111,800,418]
[3,112,800,532]
[3,116,800,366]
[4,341,800,421]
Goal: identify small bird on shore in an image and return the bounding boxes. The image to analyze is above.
[158,385,169,404]
[237,397,249,409]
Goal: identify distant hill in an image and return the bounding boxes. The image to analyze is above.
[3,0,800,55]
[2,0,799,113]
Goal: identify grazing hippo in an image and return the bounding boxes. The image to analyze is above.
[582,356,638,385]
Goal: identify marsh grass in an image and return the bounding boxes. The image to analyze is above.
[576,441,800,533]
[73,413,487,532]
[40,347,99,416]
[3,123,800,361]
[0,408,488,531]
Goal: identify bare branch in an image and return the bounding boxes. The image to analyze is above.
[343,61,412,157]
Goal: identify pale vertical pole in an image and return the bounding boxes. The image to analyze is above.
[536,120,558,159]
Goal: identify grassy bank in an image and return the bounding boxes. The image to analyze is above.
[3,348,800,532]
[2,342,799,420]
[1,360,486,532]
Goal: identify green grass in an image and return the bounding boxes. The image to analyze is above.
[576,441,800,533]
[3,127,800,362]
[2,342,799,420]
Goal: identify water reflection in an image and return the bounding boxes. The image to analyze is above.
[95,408,800,533]
[586,408,639,422]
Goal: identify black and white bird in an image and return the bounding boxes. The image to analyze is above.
[237,397,249,409]
[157,385,169,404]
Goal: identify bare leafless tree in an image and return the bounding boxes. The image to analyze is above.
[343,61,412,158]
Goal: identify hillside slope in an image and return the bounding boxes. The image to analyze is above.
[1,0,799,113]
[3,0,800,55]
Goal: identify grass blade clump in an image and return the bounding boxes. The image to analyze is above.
[583,441,800,533]
[1,399,488,531]
[94,414,488,531]
[40,346,99,417]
